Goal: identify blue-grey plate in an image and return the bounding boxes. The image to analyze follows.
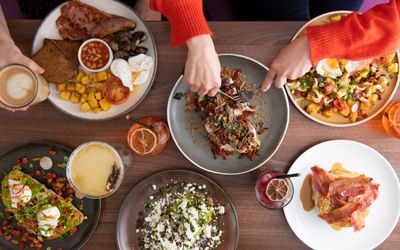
[167,54,290,175]
[0,142,101,249]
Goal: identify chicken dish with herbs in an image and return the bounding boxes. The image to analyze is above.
[189,68,266,160]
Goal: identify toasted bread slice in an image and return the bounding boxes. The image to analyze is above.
[44,39,81,67]
[1,169,85,240]
[32,39,76,84]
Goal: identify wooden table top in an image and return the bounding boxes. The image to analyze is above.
[1,20,399,250]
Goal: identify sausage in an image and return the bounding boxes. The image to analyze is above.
[90,17,136,38]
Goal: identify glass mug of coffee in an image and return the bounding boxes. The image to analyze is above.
[0,64,49,109]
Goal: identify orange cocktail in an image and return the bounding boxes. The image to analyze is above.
[382,101,400,138]
[127,116,170,156]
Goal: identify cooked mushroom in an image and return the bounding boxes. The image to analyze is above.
[114,50,130,59]
[109,41,119,51]
[116,31,131,42]
[120,42,132,52]
[132,31,146,42]
[135,46,148,55]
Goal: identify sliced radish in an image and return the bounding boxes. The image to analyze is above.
[40,156,53,170]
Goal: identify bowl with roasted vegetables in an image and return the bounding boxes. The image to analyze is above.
[286,11,400,126]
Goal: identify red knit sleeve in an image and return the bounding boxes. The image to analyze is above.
[150,0,212,46]
[307,0,400,65]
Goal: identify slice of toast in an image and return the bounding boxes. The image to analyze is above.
[1,169,85,240]
[32,39,77,84]
[44,39,81,67]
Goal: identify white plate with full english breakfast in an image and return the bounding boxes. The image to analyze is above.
[32,0,157,120]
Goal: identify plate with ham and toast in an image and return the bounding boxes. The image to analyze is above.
[32,0,157,120]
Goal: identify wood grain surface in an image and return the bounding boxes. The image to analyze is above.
[1,20,399,250]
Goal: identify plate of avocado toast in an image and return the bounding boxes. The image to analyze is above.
[0,142,100,249]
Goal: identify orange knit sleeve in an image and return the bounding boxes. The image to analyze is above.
[150,0,212,46]
[307,0,400,65]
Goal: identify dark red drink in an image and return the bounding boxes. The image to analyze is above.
[255,171,294,209]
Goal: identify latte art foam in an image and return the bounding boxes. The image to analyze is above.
[7,74,34,100]
[0,65,37,107]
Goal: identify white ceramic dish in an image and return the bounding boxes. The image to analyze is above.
[283,140,400,250]
[32,0,157,121]
[77,38,113,73]
[286,11,400,127]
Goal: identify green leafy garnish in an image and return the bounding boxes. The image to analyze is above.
[173,92,184,100]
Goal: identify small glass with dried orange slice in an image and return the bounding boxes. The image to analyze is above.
[127,116,170,156]
[382,101,400,138]
[255,171,294,209]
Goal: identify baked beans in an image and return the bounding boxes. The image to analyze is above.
[81,41,110,70]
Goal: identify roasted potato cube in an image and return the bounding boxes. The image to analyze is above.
[350,112,358,123]
[388,63,399,73]
[75,83,86,94]
[359,69,369,78]
[92,108,102,113]
[81,75,90,85]
[88,99,99,109]
[360,101,371,111]
[369,93,379,104]
[95,82,105,89]
[70,92,80,104]
[59,91,71,100]
[386,53,396,64]
[330,14,342,22]
[95,91,102,100]
[89,74,98,83]
[87,87,96,94]
[322,109,334,118]
[66,83,76,91]
[96,71,108,81]
[76,69,86,83]
[80,102,91,112]
[339,107,350,117]
[80,93,88,103]
[99,99,111,111]
[88,91,96,101]
[306,103,320,115]
[56,83,66,92]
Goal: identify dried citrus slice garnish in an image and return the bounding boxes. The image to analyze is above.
[129,128,157,155]
[265,178,289,201]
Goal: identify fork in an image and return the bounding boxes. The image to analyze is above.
[217,89,245,103]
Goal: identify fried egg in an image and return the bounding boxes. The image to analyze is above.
[110,59,133,91]
[344,59,370,73]
[316,58,342,78]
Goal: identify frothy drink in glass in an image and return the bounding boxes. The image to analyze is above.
[0,64,49,108]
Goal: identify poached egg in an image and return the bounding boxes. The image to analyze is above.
[8,179,32,208]
[37,206,61,237]
[128,54,154,86]
[110,54,154,90]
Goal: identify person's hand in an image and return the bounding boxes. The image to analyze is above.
[262,35,312,92]
[0,39,44,75]
[184,35,221,96]
[134,0,161,21]
[0,39,44,112]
